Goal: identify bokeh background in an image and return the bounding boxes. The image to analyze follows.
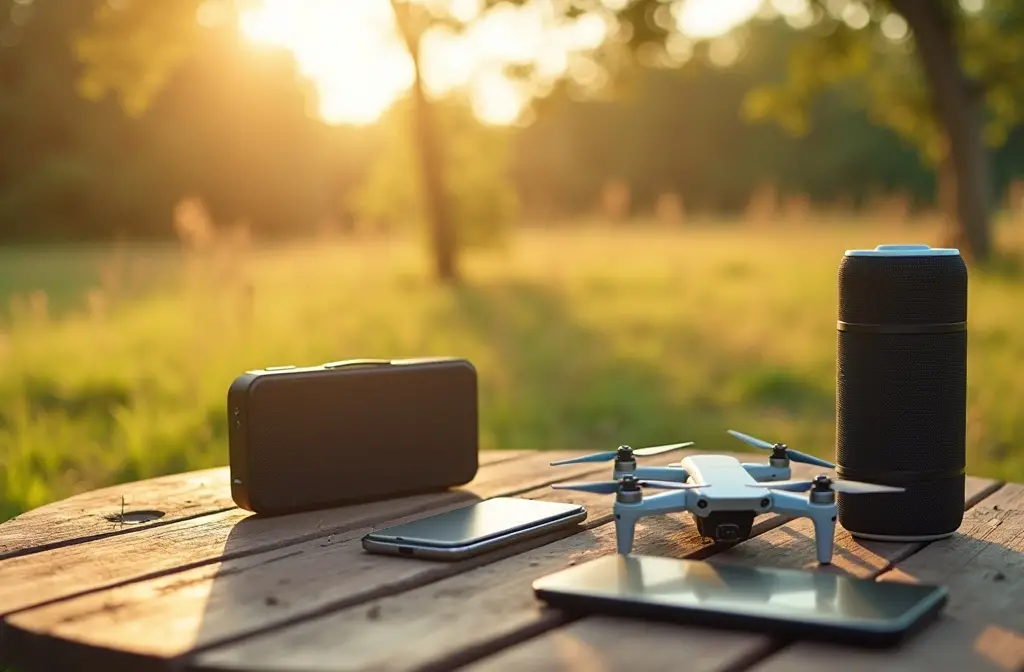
[2,0,1023,521]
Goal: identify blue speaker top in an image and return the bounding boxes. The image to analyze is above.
[845,244,960,257]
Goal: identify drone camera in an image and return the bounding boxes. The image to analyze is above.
[694,511,755,544]
[715,524,740,542]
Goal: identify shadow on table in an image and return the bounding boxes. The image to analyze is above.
[181,278,843,669]
[184,278,691,666]
[186,497,1022,672]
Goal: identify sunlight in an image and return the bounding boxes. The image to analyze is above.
[239,0,414,125]
[236,0,755,126]
[676,0,763,38]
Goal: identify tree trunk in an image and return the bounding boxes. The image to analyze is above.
[390,1,459,283]
[890,0,993,263]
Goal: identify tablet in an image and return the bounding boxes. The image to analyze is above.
[533,554,947,647]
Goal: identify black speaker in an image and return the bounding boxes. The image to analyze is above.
[835,244,967,541]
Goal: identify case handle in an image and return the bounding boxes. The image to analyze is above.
[321,359,392,369]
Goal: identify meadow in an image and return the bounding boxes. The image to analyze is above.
[2,214,1023,522]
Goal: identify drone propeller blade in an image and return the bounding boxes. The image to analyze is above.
[632,441,695,457]
[784,449,835,469]
[747,480,814,492]
[549,451,618,466]
[550,480,622,494]
[726,430,835,469]
[726,429,774,451]
[551,479,710,495]
[830,480,904,495]
[549,440,695,466]
[748,478,904,495]
[636,480,708,490]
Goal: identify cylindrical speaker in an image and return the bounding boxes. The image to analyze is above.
[836,244,967,541]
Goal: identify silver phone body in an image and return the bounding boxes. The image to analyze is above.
[362,497,587,561]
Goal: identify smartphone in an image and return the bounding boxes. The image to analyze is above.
[362,497,587,561]
[533,554,947,647]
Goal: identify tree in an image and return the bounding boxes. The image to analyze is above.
[388,0,458,282]
[71,0,526,284]
[355,95,518,249]
[607,0,1024,263]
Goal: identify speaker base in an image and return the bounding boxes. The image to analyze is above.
[848,530,957,542]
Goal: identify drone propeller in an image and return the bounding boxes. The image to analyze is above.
[551,477,708,494]
[726,429,835,469]
[549,442,694,466]
[748,474,903,495]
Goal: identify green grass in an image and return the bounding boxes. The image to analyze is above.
[2,217,1023,522]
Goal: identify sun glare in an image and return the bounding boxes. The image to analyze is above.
[239,0,414,125]
[237,0,754,126]
[676,0,763,38]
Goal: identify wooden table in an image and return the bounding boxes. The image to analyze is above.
[0,449,1021,672]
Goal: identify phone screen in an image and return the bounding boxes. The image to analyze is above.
[366,497,585,548]
[534,554,947,629]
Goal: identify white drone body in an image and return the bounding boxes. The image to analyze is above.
[551,430,903,565]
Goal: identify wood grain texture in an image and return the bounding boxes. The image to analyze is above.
[466,616,779,672]
[748,483,1024,672]
[0,450,573,619]
[463,475,1000,672]
[0,467,233,560]
[1,479,613,671]
[190,460,824,672]
[0,449,758,671]
[0,450,523,562]
[708,475,1000,575]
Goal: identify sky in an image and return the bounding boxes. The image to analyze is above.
[236,0,764,127]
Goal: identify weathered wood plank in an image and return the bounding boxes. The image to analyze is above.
[745,483,1024,672]
[188,460,826,671]
[708,475,1002,574]
[1,480,611,671]
[466,616,779,672]
[0,467,233,560]
[0,449,762,671]
[0,449,578,620]
[0,450,525,562]
[460,475,1001,672]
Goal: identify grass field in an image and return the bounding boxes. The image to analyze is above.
[2,217,1023,522]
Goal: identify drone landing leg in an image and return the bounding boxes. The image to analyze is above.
[763,490,837,565]
[614,512,639,554]
[813,514,836,565]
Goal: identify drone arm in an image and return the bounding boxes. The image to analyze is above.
[742,463,791,482]
[627,489,694,517]
[764,490,811,517]
[767,491,837,565]
[631,466,690,482]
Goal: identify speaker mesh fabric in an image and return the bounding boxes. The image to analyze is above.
[835,251,967,539]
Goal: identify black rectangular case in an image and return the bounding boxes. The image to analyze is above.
[227,357,479,515]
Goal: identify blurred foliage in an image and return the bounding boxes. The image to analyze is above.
[3,0,1024,243]
[74,0,206,117]
[512,20,947,215]
[356,97,519,249]
[733,0,1024,167]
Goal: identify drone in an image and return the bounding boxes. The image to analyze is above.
[550,429,904,565]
